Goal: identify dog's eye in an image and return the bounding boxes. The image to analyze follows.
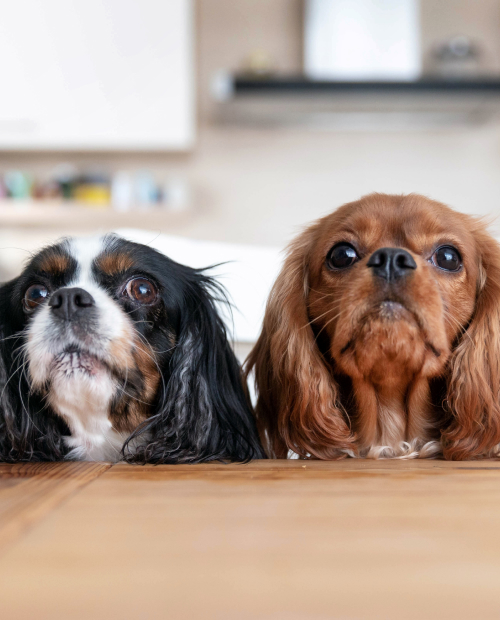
[327,243,359,269]
[125,278,157,304]
[24,284,49,310]
[432,246,462,272]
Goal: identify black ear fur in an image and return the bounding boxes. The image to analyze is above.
[0,278,69,462]
[124,271,265,463]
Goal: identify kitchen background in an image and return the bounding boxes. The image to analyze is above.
[1,0,500,348]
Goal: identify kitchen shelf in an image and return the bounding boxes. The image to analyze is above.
[0,201,193,232]
[231,76,500,95]
[216,75,500,129]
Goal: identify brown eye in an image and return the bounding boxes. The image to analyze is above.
[432,246,462,272]
[24,284,49,310]
[125,278,157,304]
[327,243,359,269]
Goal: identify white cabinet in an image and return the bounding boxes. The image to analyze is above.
[0,0,194,150]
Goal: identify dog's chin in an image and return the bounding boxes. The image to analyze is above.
[358,299,423,352]
[334,297,430,380]
[376,300,414,322]
[51,347,109,379]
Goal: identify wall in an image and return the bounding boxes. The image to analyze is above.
[1,0,500,260]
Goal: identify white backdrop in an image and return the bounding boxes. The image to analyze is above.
[117,229,283,344]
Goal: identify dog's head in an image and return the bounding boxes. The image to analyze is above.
[0,234,263,463]
[248,194,500,460]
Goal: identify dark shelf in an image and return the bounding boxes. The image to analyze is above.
[233,76,500,95]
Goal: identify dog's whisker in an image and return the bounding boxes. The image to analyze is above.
[443,313,475,349]
[313,306,352,342]
[302,301,343,329]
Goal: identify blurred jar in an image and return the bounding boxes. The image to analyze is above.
[430,36,481,78]
[73,172,111,208]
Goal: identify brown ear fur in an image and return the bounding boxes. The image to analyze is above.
[245,230,355,459]
[443,228,500,459]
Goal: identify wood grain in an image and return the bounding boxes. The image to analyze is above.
[0,462,110,551]
[1,460,500,620]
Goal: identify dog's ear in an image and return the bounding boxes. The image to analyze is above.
[126,272,265,463]
[0,279,67,462]
[246,232,355,459]
[0,286,22,461]
[0,277,33,461]
[443,229,500,459]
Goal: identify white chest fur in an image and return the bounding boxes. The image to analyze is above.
[49,370,127,462]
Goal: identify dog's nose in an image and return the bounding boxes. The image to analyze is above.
[367,247,417,281]
[49,287,95,320]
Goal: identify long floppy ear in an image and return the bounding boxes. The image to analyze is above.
[442,229,500,459]
[245,232,355,459]
[126,273,265,464]
[0,279,68,462]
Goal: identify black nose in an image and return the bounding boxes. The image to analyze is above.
[367,247,417,281]
[48,287,95,320]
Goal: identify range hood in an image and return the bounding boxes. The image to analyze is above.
[214,75,500,130]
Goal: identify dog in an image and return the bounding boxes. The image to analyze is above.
[0,234,264,463]
[247,193,500,460]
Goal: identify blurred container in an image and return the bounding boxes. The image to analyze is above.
[51,163,79,200]
[32,178,62,200]
[134,171,158,209]
[430,36,481,78]
[4,170,32,199]
[242,50,275,77]
[73,171,110,208]
[73,184,110,207]
[111,171,134,212]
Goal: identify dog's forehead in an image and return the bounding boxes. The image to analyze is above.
[327,195,473,250]
[68,235,156,286]
[67,236,107,284]
[27,235,145,285]
[30,238,76,277]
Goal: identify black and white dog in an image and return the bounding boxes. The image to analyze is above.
[0,234,264,463]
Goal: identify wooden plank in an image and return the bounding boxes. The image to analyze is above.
[103,458,500,476]
[1,460,500,619]
[0,462,111,551]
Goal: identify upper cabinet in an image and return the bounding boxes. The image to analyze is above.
[0,0,195,150]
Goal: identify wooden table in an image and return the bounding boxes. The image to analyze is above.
[1,460,499,620]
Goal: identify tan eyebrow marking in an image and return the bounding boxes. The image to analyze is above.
[38,253,71,275]
[97,252,135,275]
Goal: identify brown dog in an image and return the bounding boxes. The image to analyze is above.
[247,193,500,460]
